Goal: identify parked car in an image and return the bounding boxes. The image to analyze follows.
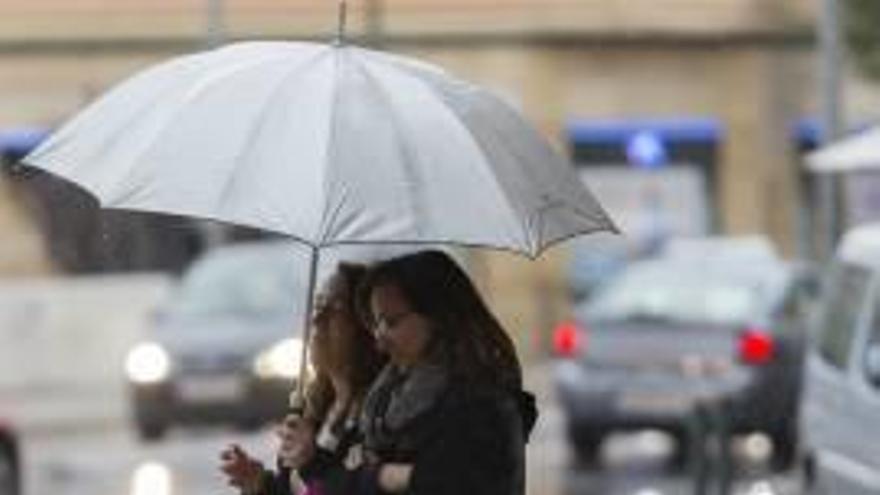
[660,235,780,263]
[0,421,20,495]
[566,235,630,303]
[800,223,880,494]
[125,241,309,440]
[553,241,815,469]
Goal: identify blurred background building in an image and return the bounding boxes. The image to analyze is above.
[0,0,866,355]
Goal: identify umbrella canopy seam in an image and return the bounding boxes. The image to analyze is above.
[351,51,429,242]
[430,90,536,250]
[316,48,347,246]
[359,49,541,252]
[372,57,553,254]
[108,51,299,206]
[215,48,334,227]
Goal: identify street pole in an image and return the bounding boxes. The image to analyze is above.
[206,0,226,49]
[817,0,845,259]
[365,0,384,47]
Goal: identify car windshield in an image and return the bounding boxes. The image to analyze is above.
[168,247,300,318]
[587,262,773,325]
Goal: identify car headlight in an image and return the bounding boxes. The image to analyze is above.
[125,342,171,384]
[254,338,303,380]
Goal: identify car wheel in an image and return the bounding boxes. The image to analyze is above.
[569,428,603,468]
[769,425,798,472]
[667,432,696,472]
[800,450,830,495]
[0,444,19,495]
[136,421,167,442]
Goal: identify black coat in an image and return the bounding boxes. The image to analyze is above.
[365,381,538,495]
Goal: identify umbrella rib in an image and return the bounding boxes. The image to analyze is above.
[338,50,618,255]
[214,49,335,222]
[106,51,302,205]
[409,80,616,252]
[444,88,549,252]
[316,49,346,246]
[382,69,535,251]
[32,56,209,201]
[349,55,427,239]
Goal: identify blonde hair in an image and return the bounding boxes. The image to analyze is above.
[303,262,385,423]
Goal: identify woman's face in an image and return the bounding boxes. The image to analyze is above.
[369,282,432,367]
[310,273,357,373]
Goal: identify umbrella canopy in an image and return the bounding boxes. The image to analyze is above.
[24,40,617,405]
[807,126,880,174]
[25,41,615,257]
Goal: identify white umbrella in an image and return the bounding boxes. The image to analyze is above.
[807,126,880,173]
[24,24,616,406]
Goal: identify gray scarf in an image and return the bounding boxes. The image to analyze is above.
[360,360,449,453]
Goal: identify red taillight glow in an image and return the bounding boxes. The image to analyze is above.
[553,321,583,357]
[739,329,775,365]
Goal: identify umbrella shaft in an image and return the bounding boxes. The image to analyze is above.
[291,245,320,411]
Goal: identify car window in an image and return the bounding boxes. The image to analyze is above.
[586,265,767,325]
[171,249,300,318]
[816,263,872,369]
[775,273,816,335]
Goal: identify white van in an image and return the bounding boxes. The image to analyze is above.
[800,223,880,494]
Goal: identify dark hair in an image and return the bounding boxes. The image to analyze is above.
[304,262,386,423]
[359,250,522,390]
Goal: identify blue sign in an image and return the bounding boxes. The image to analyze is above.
[626,131,668,170]
[0,127,50,155]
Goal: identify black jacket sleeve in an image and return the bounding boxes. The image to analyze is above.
[406,389,528,495]
[256,465,294,495]
[297,447,338,482]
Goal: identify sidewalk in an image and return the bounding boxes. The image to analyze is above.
[524,360,567,495]
[2,384,127,437]
[0,274,171,436]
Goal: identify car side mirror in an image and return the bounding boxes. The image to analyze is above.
[866,343,880,387]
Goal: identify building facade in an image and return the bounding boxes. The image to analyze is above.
[0,0,821,354]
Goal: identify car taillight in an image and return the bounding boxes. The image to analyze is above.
[738,328,775,365]
[553,321,584,357]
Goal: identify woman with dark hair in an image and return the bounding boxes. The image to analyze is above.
[219,262,386,495]
[354,249,537,495]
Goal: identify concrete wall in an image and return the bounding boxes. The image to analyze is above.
[0,0,814,42]
[0,174,52,275]
[0,275,171,430]
[0,274,171,390]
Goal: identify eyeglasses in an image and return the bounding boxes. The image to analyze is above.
[371,311,413,333]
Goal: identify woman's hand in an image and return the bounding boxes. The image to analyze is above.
[276,413,317,469]
[378,463,413,494]
[219,444,264,494]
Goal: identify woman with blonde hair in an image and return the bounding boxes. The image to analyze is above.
[220,262,385,495]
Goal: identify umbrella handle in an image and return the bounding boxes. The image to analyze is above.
[335,0,348,46]
[289,245,321,412]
